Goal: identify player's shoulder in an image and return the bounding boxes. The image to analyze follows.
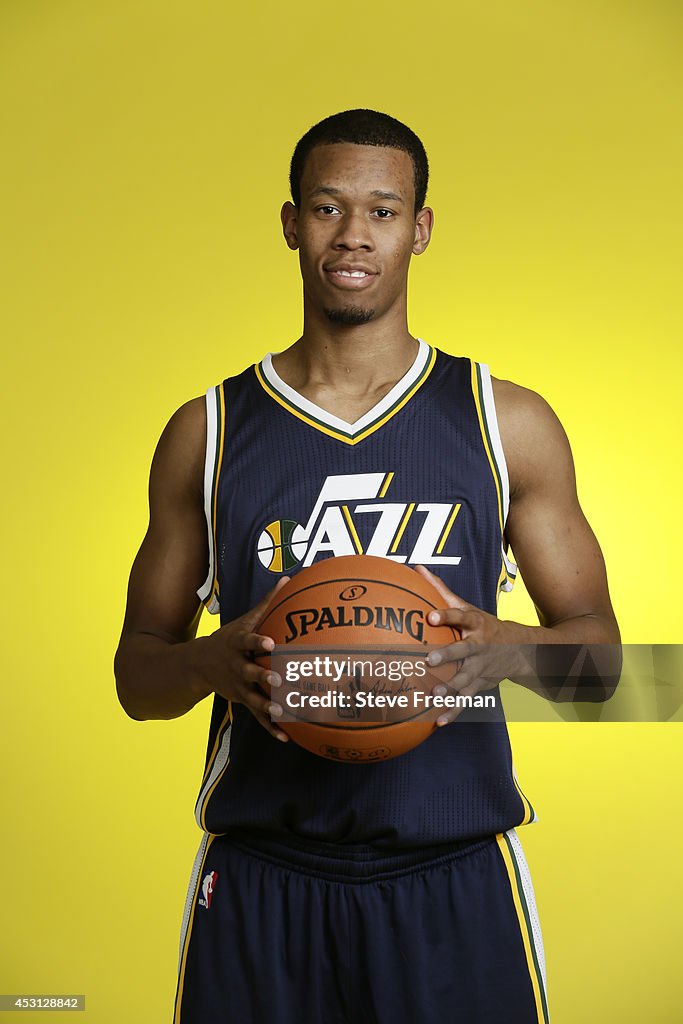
[150,396,207,500]
[169,393,206,428]
[491,376,566,438]
[491,376,572,494]
[159,395,206,454]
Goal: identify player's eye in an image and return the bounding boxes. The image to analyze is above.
[374,208,395,219]
[317,205,340,215]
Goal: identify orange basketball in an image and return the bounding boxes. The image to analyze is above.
[255,554,460,762]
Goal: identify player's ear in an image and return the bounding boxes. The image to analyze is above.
[281,201,299,250]
[412,206,434,255]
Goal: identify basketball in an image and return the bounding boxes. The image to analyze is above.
[255,554,460,762]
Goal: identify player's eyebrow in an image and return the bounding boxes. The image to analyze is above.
[370,189,404,203]
[308,186,343,199]
[308,186,404,203]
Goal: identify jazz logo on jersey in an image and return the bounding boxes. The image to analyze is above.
[198,870,218,910]
[257,472,463,573]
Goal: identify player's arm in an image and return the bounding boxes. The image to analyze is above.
[416,380,621,710]
[498,378,620,645]
[114,398,289,740]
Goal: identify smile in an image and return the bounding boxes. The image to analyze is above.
[325,269,378,289]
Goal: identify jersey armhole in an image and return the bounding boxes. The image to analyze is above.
[471,361,518,593]
[196,383,225,614]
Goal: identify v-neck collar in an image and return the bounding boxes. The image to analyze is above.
[254,338,436,445]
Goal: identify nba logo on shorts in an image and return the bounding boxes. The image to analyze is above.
[198,870,218,909]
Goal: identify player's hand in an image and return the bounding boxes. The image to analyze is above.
[415,565,528,726]
[197,578,291,742]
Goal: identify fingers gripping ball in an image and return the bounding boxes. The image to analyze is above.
[255,555,460,763]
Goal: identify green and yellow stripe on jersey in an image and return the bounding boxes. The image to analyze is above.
[194,702,233,832]
[470,360,518,596]
[254,338,436,446]
[196,382,226,615]
[173,829,219,1023]
[496,829,550,1024]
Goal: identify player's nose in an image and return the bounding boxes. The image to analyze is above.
[332,211,374,250]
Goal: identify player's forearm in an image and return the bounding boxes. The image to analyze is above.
[114,633,212,721]
[503,613,622,702]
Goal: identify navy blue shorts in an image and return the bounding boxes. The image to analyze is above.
[173,829,549,1023]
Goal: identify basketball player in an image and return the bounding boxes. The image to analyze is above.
[115,110,620,1023]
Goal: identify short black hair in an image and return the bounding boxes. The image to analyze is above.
[289,109,429,215]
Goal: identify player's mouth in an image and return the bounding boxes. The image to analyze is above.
[324,264,379,290]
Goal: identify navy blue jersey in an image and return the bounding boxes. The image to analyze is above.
[193,339,535,848]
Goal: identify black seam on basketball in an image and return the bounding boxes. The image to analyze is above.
[266,646,437,657]
[282,708,435,729]
[259,575,459,643]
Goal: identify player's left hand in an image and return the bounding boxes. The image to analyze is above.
[415,565,528,726]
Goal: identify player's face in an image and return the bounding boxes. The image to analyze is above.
[281,144,432,327]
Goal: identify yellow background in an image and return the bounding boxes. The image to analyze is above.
[2,1,681,1020]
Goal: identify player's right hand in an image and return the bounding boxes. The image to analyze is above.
[195,578,291,742]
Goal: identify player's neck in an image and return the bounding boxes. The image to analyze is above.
[271,315,420,422]
[275,312,418,398]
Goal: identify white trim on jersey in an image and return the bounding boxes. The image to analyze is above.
[194,720,233,830]
[513,763,538,823]
[260,337,431,434]
[478,363,519,591]
[478,365,510,521]
[178,830,211,974]
[197,385,220,614]
[505,827,548,998]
